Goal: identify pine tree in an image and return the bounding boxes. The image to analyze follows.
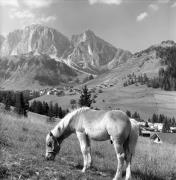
[14,92,27,116]
[162,121,170,133]
[53,103,59,117]
[42,101,49,116]
[48,102,54,118]
[79,85,92,107]
[4,92,12,111]
[152,113,158,123]
[58,107,63,118]
[36,101,43,114]
[126,110,131,117]
[70,99,77,109]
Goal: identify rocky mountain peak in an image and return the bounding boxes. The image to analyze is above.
[160,40,176,47]
[0,24,70,57]
[0,35,5,48]
[64,30,131,74]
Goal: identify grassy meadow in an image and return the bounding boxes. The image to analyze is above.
[31,85,176,120]
[0,111,176,180]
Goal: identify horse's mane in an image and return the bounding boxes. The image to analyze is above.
[53,107,90,135]
[63,107,90,125]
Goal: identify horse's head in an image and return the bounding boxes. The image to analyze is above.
[45,131,61,161]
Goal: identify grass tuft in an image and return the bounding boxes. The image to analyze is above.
[0,165,9,179]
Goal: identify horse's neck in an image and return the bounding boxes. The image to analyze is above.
[52,115,73,139]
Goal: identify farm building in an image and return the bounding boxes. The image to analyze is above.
[150,133,176,145]
[150,133,162,144]
[153,123,163,132]
[170,127,176,133]
[140,130,151,137]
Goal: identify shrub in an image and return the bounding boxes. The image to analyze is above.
[98,89,103,93]
[0,165,9,179]
[92,99,96,103]
[46,116,56,123]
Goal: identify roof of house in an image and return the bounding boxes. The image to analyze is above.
[150,132,176,145]
[150,133,159,140]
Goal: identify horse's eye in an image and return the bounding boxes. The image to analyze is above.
[47,142,52,147]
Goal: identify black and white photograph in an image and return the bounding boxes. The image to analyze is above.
[0,0,176,179]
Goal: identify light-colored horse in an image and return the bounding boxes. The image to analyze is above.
[45,107,139,180]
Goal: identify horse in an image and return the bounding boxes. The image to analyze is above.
[45,107,139,180]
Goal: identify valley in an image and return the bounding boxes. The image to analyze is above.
[31,85,176,120]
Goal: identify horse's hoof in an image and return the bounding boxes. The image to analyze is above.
[81,168,86,173]
[112,177,121,180]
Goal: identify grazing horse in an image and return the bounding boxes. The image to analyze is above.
[45,107,139,180]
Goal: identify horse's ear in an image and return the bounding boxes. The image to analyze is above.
[49,132,53,136]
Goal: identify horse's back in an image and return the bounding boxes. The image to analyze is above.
[79,109,131,142]
[79,110,109,140]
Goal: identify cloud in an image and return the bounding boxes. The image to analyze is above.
[171,2,176,7]
[157,0,170,3]
[22,0,54,9]
[9,9,35,19]
[37,16,56,23]
[89,0,122,5]
[0,0,55,8]
[8,7,56,25]
[136,12,148,22]
[149,4,159,11]
[0,0,19,7]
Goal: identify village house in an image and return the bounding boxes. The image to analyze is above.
[153,123,163,132]
[150,133,162,144]
[170,127,176,133]
[150,133,176,145]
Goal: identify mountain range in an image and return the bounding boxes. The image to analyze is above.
[0,24,175,90]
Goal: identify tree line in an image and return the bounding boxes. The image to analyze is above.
[0,91,29,116]
[0,90,68,118]
[29,100,68,119]
[0,85,92,118]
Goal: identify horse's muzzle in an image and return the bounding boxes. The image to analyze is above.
[45,153,55,161]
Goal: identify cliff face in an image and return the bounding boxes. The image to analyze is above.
[62,30,131,74]
[0,35,5,49]
[0,24,70,57]
[0,54,78,90]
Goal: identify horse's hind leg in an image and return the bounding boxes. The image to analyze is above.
[125,153,132,180]
[113,139,125,180]
[86,135,92,168]
[76,132,91,172]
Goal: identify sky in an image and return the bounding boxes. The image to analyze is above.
[0,0,176,52]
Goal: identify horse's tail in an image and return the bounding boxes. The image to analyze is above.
[124,118,139,161]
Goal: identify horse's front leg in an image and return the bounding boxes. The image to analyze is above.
[76,131,91,172]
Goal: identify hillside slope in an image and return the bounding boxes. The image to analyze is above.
[0,54,78,90]
[86,40,176,87]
